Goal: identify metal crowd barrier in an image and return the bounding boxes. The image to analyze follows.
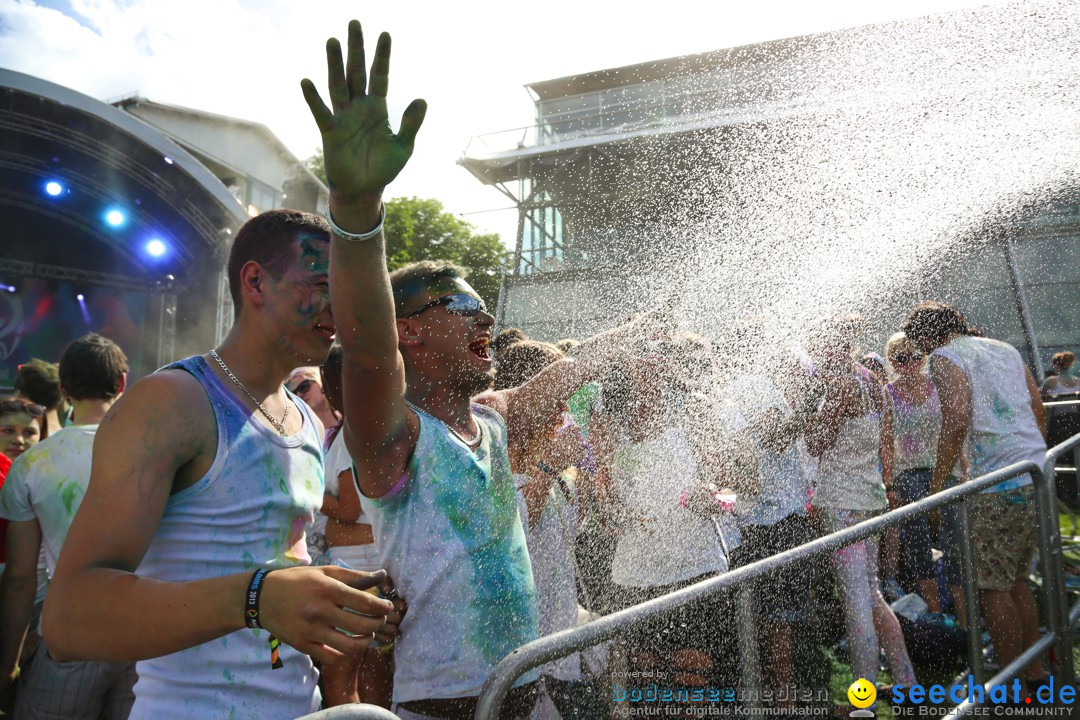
[476,431,1080,719]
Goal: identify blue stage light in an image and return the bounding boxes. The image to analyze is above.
[1,284,15,293]
[146,239,167,257]
[45,181,64,196]
[105,209,125,227]
[76,293,85,302]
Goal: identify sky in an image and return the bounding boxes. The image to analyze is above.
[0,0,1010,246]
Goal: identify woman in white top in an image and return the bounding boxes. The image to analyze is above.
[807,322,916,690]
[593,337,756,698]
[1043,351,1080,454]
[884,332,945,613]
[317,347,393,709]
[494,340,604,720]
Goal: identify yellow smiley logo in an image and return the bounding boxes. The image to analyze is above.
[847,678,877,709]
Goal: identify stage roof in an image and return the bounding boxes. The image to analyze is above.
[0,69,246,290]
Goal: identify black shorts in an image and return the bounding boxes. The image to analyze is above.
[613,574,739,690]
[730,513,818,624]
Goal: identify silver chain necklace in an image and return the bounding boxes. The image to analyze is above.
[209,350,289,434]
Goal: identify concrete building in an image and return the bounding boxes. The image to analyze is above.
[113,96,327,220]
[460,5,1079,380]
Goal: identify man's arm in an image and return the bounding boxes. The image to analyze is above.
[481,313,667,443]
[744,379,823,456]
[930,356,972,497]
[1025,366,1048,441]
[0,520,41,690]
[684,395,760,498]
[805,373,859,458]
[301,21,426,499]
[44,372,393,664]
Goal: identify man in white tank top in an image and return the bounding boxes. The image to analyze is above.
[903,301,1048,695]
[303,21,663,718]
[43,209,401,717]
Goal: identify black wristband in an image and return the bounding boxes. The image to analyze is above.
[245,568,274,630]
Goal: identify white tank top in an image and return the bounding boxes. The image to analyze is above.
[932,336,1046,492]
[131,356,324,719]
[1045,374,1080,397]
[813,376,887,511]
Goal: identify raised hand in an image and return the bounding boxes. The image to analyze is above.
[301,20,427,205]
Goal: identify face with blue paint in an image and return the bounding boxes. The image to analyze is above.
[396,277,496,397]
[258,232,336,366]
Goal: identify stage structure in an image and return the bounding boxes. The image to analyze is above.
[459,7,1080,379]
[0,70,248,388]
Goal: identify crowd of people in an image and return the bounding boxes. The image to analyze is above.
[0,19,1074,720]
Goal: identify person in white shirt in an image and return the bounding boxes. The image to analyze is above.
[593,336,756,702]
[0,334,135,718]
[902,301,1047,696]
[494,340,603,720]
[806,317,916,691]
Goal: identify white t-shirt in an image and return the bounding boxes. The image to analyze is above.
[725,374,811,527]
[360,404,538,703]
[609,404,745,588]
[0,424,99,577]
[932,336,1046,492]
[515,472,583,681]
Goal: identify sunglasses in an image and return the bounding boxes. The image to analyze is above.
[403,293,487,319]
[0,399,45,418]
[891,353,923,365]
[290,379,315,395]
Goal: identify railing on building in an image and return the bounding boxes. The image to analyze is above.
[476,431,1080,719]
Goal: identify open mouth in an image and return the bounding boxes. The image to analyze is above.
[469,337,491,362]
[315,323,337,342]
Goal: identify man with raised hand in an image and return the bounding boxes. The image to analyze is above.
[302,21,658,719]
[43,210,400,718]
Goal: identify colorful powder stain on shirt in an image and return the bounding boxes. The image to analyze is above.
[0,424,100,576]
[362,402,539,703]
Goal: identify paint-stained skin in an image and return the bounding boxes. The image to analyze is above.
[264,232,334,365]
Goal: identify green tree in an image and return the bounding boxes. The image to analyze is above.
[306,148,327,185]
[384,197,505,306]
[306,150,507,306]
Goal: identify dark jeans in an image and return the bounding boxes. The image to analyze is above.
[895,468,936,581]
[730,513,818,623]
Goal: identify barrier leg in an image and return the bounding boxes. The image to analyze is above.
[737,584,760,709]
[958,496,984,688]
[1033,464,1074,686]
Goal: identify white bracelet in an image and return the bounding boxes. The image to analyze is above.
[325,201,385,241]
